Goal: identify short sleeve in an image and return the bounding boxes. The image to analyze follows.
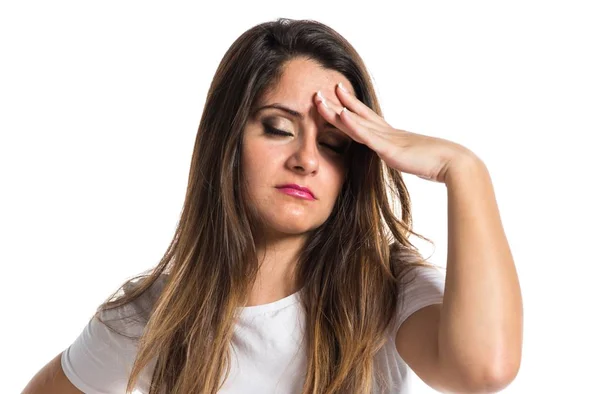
[392,265,446,335]
[61,275,166,393]
[60,306,144,394]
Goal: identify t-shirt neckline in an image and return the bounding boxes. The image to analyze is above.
[237,287,303,318]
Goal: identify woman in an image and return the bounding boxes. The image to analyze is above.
[24,18,522,394]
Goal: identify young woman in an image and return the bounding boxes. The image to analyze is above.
[24,18,522,394]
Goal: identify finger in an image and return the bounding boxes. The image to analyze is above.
[338,107,371,144]
[315,91,371,129]
[315,93,370,144]
[335,82,388,127]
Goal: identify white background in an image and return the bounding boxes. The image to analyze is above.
[2,1,598,392]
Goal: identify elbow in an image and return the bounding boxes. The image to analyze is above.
[464,338,523,393]
[464,360,521,393]
[437,357,520,394]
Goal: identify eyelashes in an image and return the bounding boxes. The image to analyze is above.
[263,124,347,154]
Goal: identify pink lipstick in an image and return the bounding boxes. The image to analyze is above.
[275,184,316,200]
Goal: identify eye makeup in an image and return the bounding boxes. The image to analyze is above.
[261,121,349,155]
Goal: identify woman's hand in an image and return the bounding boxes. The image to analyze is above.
[315,83,478,183]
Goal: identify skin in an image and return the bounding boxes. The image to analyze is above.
[22,57,358,393]
[241,57,355,306]
[312,73,522,391]
[24,55,522,394]
[244,55,522,390]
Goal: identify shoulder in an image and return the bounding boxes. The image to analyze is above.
[97,273,169,338]
[391,259,446,336]
[392,266,447,392]
[59,274,169,393]
[388,242,445,298]
[397,264,445,307]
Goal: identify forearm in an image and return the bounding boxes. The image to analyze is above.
[437,154,523,391]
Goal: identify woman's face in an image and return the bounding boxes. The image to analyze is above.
[241,57,355,239]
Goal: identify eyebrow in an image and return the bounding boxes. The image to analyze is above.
[255,103,338,130]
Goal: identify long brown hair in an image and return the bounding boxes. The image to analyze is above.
[94,17,440,393]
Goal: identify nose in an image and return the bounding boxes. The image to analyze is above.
[286,130,320,175]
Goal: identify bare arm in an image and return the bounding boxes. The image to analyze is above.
[22,351,83,394]
[396,155,523,393]
[437,156,523,390]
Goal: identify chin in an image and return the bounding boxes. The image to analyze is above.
[259,213,325,237]
[252,201,331,236]
[266,221,318,236]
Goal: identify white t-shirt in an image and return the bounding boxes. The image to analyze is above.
[61,265,445,393]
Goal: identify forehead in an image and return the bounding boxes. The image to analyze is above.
[257,57,355,109]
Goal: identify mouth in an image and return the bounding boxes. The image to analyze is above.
[275,184,316,200]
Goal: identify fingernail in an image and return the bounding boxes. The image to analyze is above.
[338,82,349,93]
[317,90,329,108]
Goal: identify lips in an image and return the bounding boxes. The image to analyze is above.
[275,184,316,199]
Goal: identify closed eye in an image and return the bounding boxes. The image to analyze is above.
[263,125,347,154]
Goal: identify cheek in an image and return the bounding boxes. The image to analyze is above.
[240,140,281,185]
[330,162,347,187]
[241,139,263,171]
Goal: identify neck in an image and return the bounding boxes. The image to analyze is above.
[246,231,307,306]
